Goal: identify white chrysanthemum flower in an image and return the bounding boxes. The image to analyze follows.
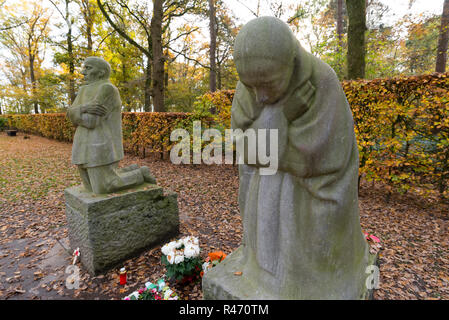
[174,239,183,249]
[161,243,172,256]
[167,253,175,264]
[182,236,199,246]
[162,240,179,254]
[183,245,197,258]
[174,254,184,264]
[184,244,200,258]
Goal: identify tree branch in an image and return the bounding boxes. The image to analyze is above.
[164,26,199,47]
[235,0,259,18]
[167,45,210,69]
[97,0,150,57]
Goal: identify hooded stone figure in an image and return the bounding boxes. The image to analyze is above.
[202,17,375,299]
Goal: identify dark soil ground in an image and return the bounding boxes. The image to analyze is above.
[0,132,448,300]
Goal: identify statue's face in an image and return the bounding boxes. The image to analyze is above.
[237,57,294,105]
[81,60,104,84]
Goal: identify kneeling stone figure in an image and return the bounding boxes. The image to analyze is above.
[67,56,155,194]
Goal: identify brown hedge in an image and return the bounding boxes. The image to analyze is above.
[200,74,449,201]
[1,73,448,201]
[0,112,199,158]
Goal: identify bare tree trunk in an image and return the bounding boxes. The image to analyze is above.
[337,0,344,49]
[217,62,222,90]
[144,58,152,112]
[67,29,75,104]
[209,0,217,94]
[66,0,76,104]
[436,0,449,73]
[164,65,168,87]
[80,0,93,54]
[336,0,345,76]
[151,0,165,112]
[29,54,39,113]
[49,0,75,104]
[346,0,366,79]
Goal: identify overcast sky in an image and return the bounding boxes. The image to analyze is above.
[227,0,444,25]
[0,0,446,82]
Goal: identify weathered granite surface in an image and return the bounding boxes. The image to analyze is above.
[65,183,179,275]
[203,247,378,300]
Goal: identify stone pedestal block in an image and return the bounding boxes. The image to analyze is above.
[65,183,179,275]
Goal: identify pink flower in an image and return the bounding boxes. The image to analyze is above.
[138,288,144,294]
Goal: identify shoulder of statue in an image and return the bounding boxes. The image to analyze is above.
[97,81,118,95]
[98,80,116,90]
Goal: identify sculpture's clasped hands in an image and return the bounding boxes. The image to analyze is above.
[81,104,108,116]
[283,80,316,123]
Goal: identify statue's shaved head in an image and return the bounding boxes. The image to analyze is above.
[84,56,111,79]
[234,16,296,67]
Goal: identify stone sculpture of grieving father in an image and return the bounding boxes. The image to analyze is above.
[67,56,155,194]
[64,57,179,276]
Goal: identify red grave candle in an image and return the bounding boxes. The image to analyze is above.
[119,267,127,285]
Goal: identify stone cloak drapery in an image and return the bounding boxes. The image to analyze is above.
[230,42,370,299]
[67,79,124,168]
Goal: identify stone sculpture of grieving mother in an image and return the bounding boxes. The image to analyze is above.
[202,17,375,300]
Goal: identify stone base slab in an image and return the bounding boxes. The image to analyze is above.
[65,183,179,275]
[202,247,378,300]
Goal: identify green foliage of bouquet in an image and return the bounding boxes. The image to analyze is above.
[123,279,178,300]
[161,236,203,282]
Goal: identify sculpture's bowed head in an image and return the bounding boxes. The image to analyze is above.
[81,56,111,84]
[234,16,297,105]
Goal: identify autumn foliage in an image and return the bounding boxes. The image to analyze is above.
[201,74,449,201]
[0,112,201,158]
[1,73,448,201]
[0,113,75,142]
[343,73,449,201]
[121,112,193,156]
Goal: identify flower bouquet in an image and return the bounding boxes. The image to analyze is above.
[123,279,179,300]
[201,251,227,277]
[161,236,202,284]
